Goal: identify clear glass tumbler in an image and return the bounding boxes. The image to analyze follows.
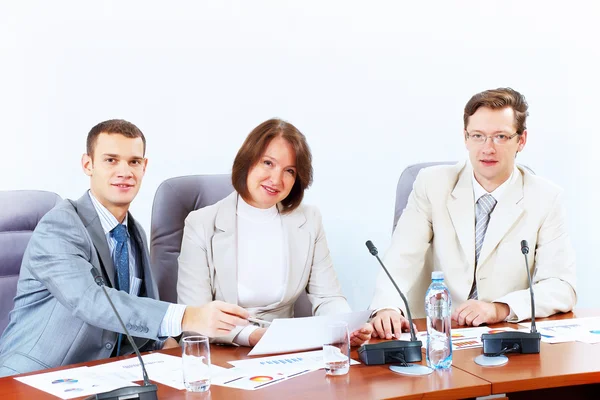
[323,321,350,376]
[182,335,211,392]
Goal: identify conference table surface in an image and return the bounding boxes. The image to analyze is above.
[1,309,598,400]
[452,308,600,395]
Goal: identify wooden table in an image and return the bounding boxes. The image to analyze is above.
[0,343,490,400]
[450,309,600,399]
[1,310,599,399]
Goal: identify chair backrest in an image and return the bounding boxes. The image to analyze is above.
[393,162,454,232]
[150,175,312,317]
[0,190,62,335]
[392,162,535,232]
[150,174,233,304]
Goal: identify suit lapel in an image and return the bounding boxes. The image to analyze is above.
[212,193,239,304]
[128,213,157,300]
[477,169,525,266]
[75,193,116,288]
[279,206,310,305]
[447,164,476,271]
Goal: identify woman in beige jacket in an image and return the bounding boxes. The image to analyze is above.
[177,118,372,346]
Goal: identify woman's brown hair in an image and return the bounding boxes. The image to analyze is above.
[232,118,313,213]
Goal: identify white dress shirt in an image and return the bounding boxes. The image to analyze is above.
[89,191,185,338]
[471,164,519,320]
[234,195,287,346]
[471,165,518,204]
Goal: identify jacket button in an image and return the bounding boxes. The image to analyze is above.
[105,343,113,350]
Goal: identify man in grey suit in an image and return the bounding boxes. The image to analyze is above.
[0,119,249,377]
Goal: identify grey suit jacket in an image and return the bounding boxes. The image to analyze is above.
[177,192,352,343]
[0,193,170,377]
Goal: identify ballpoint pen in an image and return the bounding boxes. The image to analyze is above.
[248,316,272,326]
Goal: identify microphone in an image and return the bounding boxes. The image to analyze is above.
[358,240,423,365]
[87,267,158,400]
[481,240,541,356]
[520,240,537,334]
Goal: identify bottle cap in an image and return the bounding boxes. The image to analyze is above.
[432,271,444,280]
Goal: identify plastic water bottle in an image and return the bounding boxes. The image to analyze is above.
[425,271,452,369]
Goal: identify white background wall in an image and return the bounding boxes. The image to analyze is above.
[2,1,598,311]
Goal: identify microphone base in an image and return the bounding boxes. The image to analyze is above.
[481,331,541,355]
[92,384,158,400]
[358,340,423,365]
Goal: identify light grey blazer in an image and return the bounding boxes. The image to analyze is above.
[177,192,352,343]
[371,162,577,320]
[0,193,170,377]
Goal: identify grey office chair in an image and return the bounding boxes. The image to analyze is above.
[392,162,455,232]
[0,190,62,335]
[150,174,312,317]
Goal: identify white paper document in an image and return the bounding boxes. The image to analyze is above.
[248,310,371,355]
[90,353,227,390]
[211,350,359,391]
[519,317,600,344]
[15,366,138,399]
[211,366,316,391]
[230,349,360,371]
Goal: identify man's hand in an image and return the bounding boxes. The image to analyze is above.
[249,328,267,347]
[452,300,510,326]
[370,310,416,340]
[182,300,249,337]
[161,337,180,350]
[350,323,373,346]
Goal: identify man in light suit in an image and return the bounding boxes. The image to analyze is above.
[370,88,577,339]
[0,119,249,377]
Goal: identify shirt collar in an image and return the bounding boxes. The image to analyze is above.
[471,164,518,202]
[88,190,128,235]
[237,194,279,223]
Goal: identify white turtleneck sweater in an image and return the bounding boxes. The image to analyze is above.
[234,195,288,345]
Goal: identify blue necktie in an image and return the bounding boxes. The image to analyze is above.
[110,224,130,294]
[110,223,130,357]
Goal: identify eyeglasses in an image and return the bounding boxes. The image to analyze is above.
[465,132,521,145]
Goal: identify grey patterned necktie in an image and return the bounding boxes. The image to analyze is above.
[468,194,497,300]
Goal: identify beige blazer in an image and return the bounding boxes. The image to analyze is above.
[177,192,352,343]
[371,161,577,321]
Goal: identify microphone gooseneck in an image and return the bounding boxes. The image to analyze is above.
[89,267,157,399]
[520,240,537,333]
[365,240,418,342]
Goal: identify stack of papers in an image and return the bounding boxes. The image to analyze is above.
[15,350,361,396]
[249,310,372,355]
[214,350,360,391]
[15,366,139,399]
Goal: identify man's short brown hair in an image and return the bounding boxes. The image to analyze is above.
[464,88,529,135]
[86,119,146,158]
[232,118,313,213]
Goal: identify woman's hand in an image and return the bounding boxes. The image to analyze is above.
[249,328,268,347]
[350,323,373,346]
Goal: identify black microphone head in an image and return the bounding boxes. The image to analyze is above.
[365,240,378,256]
[521,240,529,255]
